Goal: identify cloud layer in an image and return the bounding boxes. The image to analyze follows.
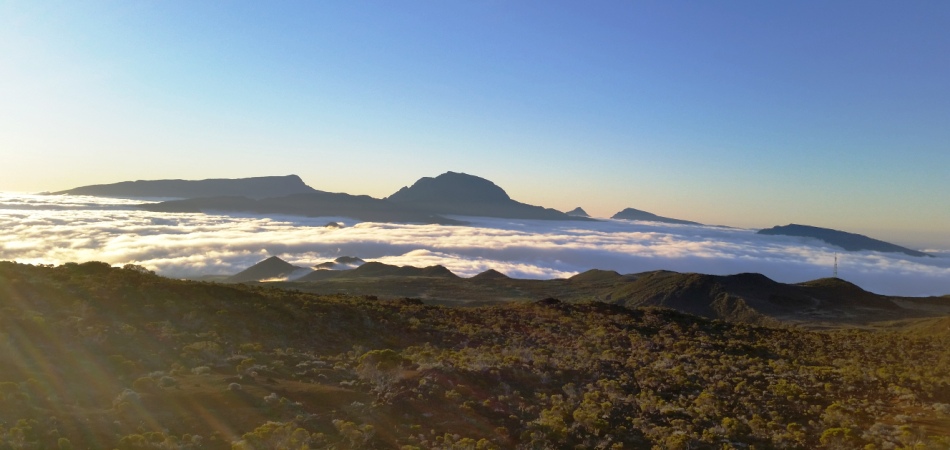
[2,193,948,296]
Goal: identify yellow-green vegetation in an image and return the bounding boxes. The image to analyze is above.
[0,261,948,449]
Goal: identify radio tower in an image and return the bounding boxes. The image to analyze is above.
[833,252,838,278]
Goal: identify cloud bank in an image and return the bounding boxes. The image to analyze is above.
[1,193,948,296]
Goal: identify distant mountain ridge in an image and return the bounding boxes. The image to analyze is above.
[611,207,701,225]
[52,175,315,199]
[758,224,930,257]
[61,172,595,224]
[248,260,928,324]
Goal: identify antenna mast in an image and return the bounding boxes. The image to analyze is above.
[833,252,838,278]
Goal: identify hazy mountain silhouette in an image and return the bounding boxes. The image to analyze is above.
[53,175,315,199]
[228,256,312,282]
[387,172,592,221]
[611,207,701,225]
[565,207,590,217]
[121,172,593,223]
[141,192,462,225]
[313,256,365,270]
[334,256,365,265]
[758,224,930,257]
[470,269,510,280]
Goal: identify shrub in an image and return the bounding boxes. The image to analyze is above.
[132,377,158,393]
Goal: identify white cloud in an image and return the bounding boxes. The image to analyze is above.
[1,193,948,296]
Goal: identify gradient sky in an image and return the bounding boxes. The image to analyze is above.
[2,1,948,249]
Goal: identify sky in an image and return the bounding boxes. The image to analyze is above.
[1,1,948,249]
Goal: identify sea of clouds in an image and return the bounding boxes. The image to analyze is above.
[1,193,948,297]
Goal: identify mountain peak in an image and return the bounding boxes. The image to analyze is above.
[471,269,510,280]
[228,256,311,282]
[383,172,588,221]
[387,172,511,204]
[566,207,590,217]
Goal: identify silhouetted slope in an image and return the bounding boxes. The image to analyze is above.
[565,207,590,217]
[611,207,701,225]
[604,271,901,322]
[278,261,914,324]
[228,256,311,282]
[296,262,459,282]
[347,262,459,278]
[141,192,462,225]
[569,269,623,283]
[470,269,510,280]
[387,172,591,221]
[53,175,316,199]
[758,224,929,257]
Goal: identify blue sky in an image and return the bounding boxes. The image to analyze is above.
[2,1,948,248]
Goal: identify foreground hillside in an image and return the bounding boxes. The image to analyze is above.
[266,263,933,326]
[1,261,949,449]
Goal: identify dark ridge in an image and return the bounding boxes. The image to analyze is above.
[601,270,903,321]
[228,256,311,283]
[335,256,365,265]
[470,269,510,280]
[345,262,458,278]
[569,269,623,283]
[795,277,900,309]
[611,207,701,225]
[758,224,930,257]
[53,175,315,199]
[313,262,336,270]
[419,265,459,278]
[295,270,343,282]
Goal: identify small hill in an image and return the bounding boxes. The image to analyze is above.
[470,269,510,281]
[387,172,591,221]
[297,262,459,282]
[601,271,903,323]
[228,256,312,282]
[796,277,902,310]
[611,207,701,225]
[569,269,623,283]
[348,262,458,278]
[53,175,316,199]
[758,224,930,257]
[565,207,590,217]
